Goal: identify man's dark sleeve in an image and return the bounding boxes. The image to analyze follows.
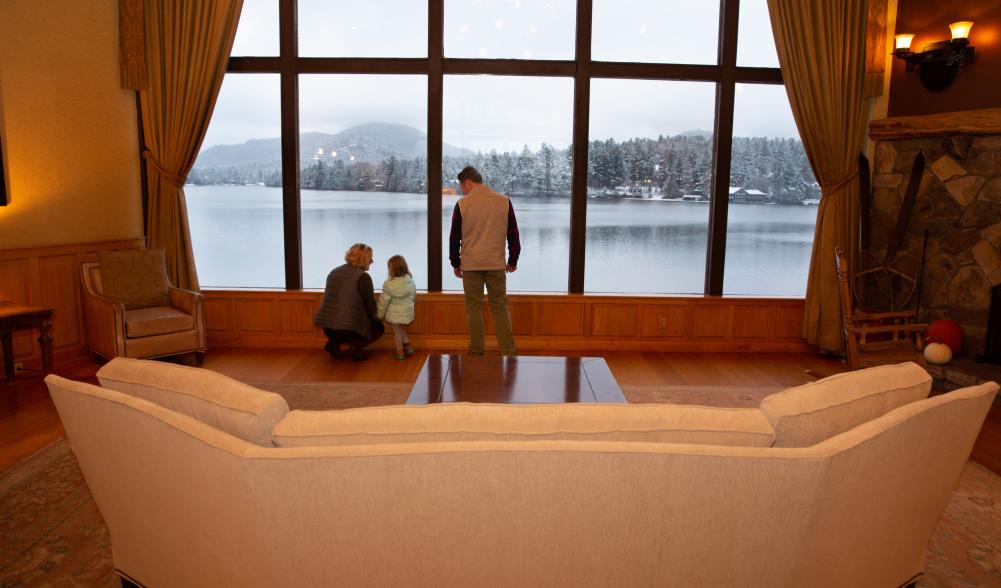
[358,272,376,317]
[448,204,462,268]
[507,200,521,267]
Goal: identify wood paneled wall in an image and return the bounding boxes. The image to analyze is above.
[0,239,145,367]
[205,291,810,353]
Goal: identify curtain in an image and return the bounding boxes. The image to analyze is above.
[767,0,868,353]
[138,0,243,290]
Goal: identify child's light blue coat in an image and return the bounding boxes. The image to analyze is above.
[377,275,416,325]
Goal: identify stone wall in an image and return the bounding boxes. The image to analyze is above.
[871,134,1001,357]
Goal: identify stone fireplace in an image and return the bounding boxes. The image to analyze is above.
[869,108,1001,364]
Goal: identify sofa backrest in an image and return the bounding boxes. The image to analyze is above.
[45,369,997,587]
[96,357,288,447]
[273,402,776,447]
[758,362,931,447]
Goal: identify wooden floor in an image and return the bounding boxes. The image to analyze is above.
[2,348,999,475]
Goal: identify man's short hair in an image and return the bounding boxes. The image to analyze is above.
[457,166,483,184]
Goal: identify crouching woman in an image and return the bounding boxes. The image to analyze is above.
[314,243,385,360]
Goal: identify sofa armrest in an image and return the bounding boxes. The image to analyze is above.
[81,288,126,359]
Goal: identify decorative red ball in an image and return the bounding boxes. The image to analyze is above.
[925,319,963,354]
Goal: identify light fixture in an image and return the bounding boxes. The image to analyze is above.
[893,21,975,92]
[949,21,974,41]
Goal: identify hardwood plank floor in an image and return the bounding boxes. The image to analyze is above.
[1,348,998,476]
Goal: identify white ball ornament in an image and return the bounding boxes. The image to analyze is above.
[923,342,952,365]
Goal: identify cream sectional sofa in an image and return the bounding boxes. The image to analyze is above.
[45,359,996,588]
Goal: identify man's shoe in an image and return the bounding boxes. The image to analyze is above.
[349,346,366,361]
[468,349,485,356]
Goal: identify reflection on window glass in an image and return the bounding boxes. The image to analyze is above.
[736,0,779,67]
[299,75,429,290]
[299,0,428,57]
[592,0,719,64]
[723,84,816,296]
[585,79,716,294]
[189,74,284,288]
[231,0,279,56]
[445,0,575,60]
[443,75,573,292]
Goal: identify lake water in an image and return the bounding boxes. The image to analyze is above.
[186,185,817,295]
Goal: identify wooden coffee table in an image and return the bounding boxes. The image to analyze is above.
[407,354,626,404]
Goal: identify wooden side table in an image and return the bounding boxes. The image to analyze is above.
[0,301,54,386]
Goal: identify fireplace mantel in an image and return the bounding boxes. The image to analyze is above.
[869,107,1001,141]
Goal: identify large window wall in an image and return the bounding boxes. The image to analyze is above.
[189,0,817,296]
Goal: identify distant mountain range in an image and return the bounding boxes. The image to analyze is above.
[194,122,474,169]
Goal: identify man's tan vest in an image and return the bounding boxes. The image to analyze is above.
[457,185,510,271]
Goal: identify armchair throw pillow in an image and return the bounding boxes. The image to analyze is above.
[98,248,171,309]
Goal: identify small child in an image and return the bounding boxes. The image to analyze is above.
[376,255,417,360]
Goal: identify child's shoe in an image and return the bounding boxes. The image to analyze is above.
[394,351,406,360]
[403,344,415,356]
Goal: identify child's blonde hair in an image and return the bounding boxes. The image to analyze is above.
[387,255,411,278]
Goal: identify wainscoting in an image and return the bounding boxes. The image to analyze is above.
[0,239,145,368]
[204,291,810,353]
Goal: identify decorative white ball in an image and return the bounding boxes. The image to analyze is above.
[924,342,953,365]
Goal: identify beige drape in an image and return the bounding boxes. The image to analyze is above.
[767,0,868,353]
[138,0,243,290]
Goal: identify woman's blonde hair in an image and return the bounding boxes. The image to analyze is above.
[344,243,373,269]
[387,255,411,278]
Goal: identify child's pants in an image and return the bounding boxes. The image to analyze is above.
[389,323,409,352]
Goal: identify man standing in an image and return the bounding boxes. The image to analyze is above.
[449,165,520,356]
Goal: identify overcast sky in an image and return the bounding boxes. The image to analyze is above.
[204,0,796,152]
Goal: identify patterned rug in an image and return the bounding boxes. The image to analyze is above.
[2,382,1000,587]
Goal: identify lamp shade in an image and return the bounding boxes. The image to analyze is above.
[949,21,974,40]
[894,34,915,50]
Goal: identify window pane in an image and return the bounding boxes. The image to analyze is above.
[445,0,575,60]
[592,0,719,64]
[586,80,716,294]
[189,74,284,288]
[736,0,779,67]
[723,84,817,296]
[443,75,573,292]
[231,0,279,57]
[299,75,428,290]
[299,0,428,57]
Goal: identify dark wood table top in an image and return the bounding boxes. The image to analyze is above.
[407,354,626,404]
[0,301,53,320]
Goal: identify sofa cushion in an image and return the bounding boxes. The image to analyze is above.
[97,358,288,447]
[98,248,171,309]
[125,306,195,338]
[759,362,931,448]
[273,402,776,447]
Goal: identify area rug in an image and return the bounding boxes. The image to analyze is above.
[250,381,412,410]
[2,382,1000,587]
[621,384,784,408]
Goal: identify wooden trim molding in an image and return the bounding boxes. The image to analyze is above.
[204,290,811,353]
[0,238,145,368]
[869,107,1001,140]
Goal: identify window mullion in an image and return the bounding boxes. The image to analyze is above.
[428,0,444,292]
[568,0,593,294]
[280,0,303,290]
[705,0,740,296]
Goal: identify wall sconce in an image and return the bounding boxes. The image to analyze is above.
[893,21,975,92]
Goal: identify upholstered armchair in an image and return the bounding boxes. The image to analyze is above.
[81,249,206,364]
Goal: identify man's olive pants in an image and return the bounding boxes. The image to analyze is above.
[462,269,516,355]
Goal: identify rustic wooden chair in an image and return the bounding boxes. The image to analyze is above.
[835,247,926,370]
